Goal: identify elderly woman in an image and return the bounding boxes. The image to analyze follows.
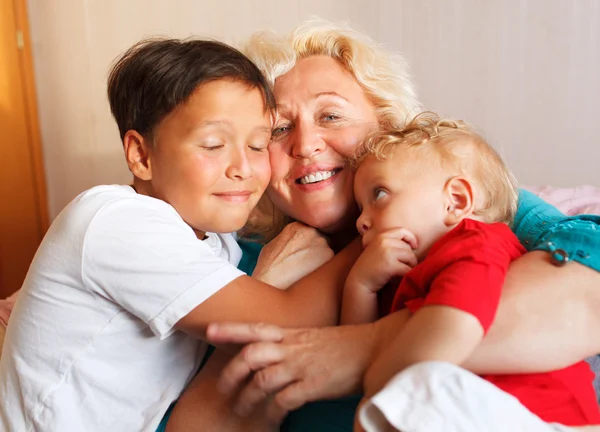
[166,19,600,431]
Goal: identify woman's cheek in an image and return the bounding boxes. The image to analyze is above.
[257,155,272,191]
[268,146,289,185]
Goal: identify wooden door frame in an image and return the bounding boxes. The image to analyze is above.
[12,0,49,232]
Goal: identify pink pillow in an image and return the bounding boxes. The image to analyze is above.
[524,185,600,216]
[0,291,19,328]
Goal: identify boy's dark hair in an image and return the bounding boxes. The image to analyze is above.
[107,38,276,142]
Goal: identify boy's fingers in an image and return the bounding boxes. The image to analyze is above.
[217,342,286,395]
[206,322,285,344]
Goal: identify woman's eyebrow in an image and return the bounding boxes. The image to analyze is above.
[314,91,349,102]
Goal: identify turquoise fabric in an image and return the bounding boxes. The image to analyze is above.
[237,239,264,275]
[514,189,600,271]
[155,403,174,432]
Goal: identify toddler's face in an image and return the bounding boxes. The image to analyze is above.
[149,79,272,235]
[353,149,452,260]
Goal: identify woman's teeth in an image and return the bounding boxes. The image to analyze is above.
[299,170,336,185]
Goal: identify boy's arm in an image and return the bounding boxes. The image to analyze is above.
[363,250,509,398]
[363,305,484,398]
[340,228,418,325]
[340,280,379,325]
[175,238,362,335]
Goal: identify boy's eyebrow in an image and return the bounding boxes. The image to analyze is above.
[197,120,232,128]
[196,120,271,133]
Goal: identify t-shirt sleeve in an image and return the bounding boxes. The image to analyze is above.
[513,189,565,250]
[422,247,511,333]
[81,198,244,339]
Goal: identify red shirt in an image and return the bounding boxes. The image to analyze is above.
[390,219,600,425]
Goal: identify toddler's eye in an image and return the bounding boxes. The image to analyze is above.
[374,188,388,201]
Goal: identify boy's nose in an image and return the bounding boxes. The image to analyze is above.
[356,214,371,236]
[227,150,252,180]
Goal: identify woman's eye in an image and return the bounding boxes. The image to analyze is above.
[321,113,341,122]
[272,124,291,137]
[374,188,388,201]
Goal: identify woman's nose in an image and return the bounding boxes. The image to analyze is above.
[291,123,326,159]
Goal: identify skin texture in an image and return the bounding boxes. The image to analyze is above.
[342,150,479,324]
[125,79,272,237]
[267,56,378,238]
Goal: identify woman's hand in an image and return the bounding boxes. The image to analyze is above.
[206,321,380,424]
[252,222,334,289]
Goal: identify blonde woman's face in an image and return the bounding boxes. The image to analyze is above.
[268,56,378,234]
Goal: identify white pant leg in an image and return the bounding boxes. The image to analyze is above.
[359,361,576,432]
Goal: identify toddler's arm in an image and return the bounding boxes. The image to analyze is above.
[341,228,417,325]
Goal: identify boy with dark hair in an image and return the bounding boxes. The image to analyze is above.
[0,38,349,431]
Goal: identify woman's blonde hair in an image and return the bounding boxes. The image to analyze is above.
[353,112,519,225]
[244,18,421,129]
[240,18,422,242]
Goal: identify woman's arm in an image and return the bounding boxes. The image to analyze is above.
[206,251,600,422]
[465,251,600,373]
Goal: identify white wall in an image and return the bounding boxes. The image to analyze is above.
[27,0,600,219]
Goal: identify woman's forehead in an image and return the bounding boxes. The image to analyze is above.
[274,56,364,100]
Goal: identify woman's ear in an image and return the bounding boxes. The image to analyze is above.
[123,130,152,181]
[443,176,475,226]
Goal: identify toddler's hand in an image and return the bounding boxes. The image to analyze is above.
[347,228,418,294]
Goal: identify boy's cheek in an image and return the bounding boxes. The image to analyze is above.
[254,157,272,190]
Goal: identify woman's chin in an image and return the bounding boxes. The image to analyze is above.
[295,206,358,235]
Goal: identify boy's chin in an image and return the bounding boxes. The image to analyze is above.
[200,219,247,234]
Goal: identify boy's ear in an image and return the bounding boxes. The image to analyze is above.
[443,176,476,226]
[123,130,152,181]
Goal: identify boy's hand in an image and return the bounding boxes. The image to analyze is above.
[347,228,418,294]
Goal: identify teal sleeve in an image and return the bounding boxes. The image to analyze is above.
[281,397,360,432]
[237,239,264,275]
[513,189,600,271]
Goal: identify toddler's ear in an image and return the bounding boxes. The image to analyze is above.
[443,176,475,226]
[123,130,152,181]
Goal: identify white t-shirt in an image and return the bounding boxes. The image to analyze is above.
[0,185,245,431]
